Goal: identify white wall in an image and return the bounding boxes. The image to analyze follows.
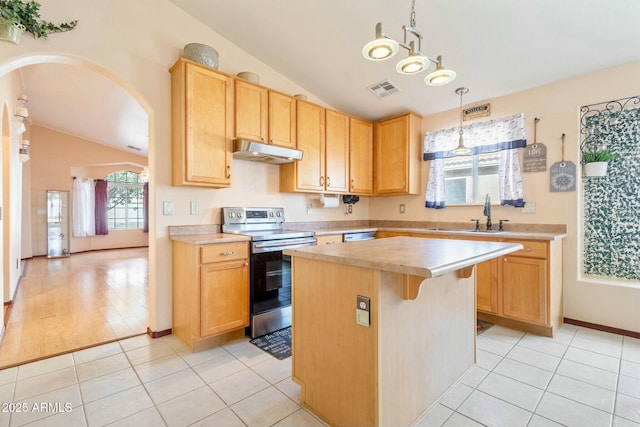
[0,70,25,303]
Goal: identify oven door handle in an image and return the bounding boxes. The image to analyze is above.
[252,238,316,253]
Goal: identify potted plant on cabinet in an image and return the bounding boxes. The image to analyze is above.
[0,0,77,44]
[582,146,619,177]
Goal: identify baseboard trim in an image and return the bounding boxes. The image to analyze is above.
[147,327,172,339]
[564,317,640,339]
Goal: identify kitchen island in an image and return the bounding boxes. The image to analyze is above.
[285,236,522,427]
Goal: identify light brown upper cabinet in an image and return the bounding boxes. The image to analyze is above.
[268,91,296,148]
[373,112,422,195]
[280,100,326,192]
[349,117,373,195]
[324,109,349,193]
[234,79,268,143]
[235,80,297,148]
[170,59,233,187]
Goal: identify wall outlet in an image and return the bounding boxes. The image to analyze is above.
[163,201,174,216]
[347,204,353,214]
[190,201,199,215]
[356,295,370,327]
[521,201,536,214]
[399,204,405,214]
[307,203,312,214]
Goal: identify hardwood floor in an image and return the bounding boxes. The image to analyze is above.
[0,247,148,369]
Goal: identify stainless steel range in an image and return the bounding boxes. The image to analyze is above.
[222,207,316,338]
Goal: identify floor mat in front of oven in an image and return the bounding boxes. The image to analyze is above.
[250,327,291,360]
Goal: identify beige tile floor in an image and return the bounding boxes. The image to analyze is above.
[0,323,638,426]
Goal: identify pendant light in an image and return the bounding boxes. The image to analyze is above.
[425,55,456,86]
[362,0,456,86]
[453,87,471,155]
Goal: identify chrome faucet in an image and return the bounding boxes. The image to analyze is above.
[483,194,492,230]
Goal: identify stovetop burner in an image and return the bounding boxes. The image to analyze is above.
[221,207,314,241]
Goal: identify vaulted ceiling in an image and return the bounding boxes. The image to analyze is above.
[19,0,640,156]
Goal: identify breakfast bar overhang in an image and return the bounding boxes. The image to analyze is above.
[285,236,523,427]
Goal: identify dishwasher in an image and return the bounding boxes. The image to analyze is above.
[343,231,376,242]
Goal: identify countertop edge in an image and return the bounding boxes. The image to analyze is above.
[170,233,251,245]
[285,240,523,278]
[382,227,567,241]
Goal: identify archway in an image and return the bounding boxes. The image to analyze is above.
[0,54,154,365]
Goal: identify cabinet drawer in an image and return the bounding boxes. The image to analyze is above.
[316,234,343,245]
[506,240,547,259]
[200,242,248,263]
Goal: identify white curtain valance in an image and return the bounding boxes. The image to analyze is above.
[423,113,527,160]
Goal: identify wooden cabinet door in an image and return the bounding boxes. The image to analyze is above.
[294,100,325,191]
[500,256,548,325]
[172,60,233,187]
[235,79,268,142]
[268,91,296,148]
[349,117,373,194]
[373,113,421,195]
[325,110,349,193]
[476,259,499,314]
[200,259,249,337]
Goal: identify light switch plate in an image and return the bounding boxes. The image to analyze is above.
[356,309,370,327]
[522,201,536,214]
[190,201,199,215]
[356,295,370,327]
[163,201,174,216]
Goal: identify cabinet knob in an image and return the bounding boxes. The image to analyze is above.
[326,177,331,187]
[244,262,249,267]
[504,258,508,262]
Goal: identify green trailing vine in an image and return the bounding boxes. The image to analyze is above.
[0,0,77,38]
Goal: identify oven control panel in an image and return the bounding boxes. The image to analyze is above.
[222,207,285,224]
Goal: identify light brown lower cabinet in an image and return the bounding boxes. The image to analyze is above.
[172,240,249,351]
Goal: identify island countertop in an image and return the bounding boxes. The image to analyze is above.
[285,236,523,278]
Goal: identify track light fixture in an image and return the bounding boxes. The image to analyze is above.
[362,0,456,86]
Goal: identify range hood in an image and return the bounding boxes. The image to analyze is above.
[232,139,303,165]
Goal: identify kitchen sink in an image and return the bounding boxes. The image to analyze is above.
[423,228,506,233]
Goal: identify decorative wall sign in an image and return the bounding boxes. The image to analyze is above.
[550,134,575,192]
[523,143,547,172]
[463,103,490,121]
[550,161,576,192]
[523,117,547,172]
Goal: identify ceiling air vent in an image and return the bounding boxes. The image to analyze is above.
[368,79,400,98]
[127,145,142,151]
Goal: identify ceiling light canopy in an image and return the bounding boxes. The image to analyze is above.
[362,0,456,86]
